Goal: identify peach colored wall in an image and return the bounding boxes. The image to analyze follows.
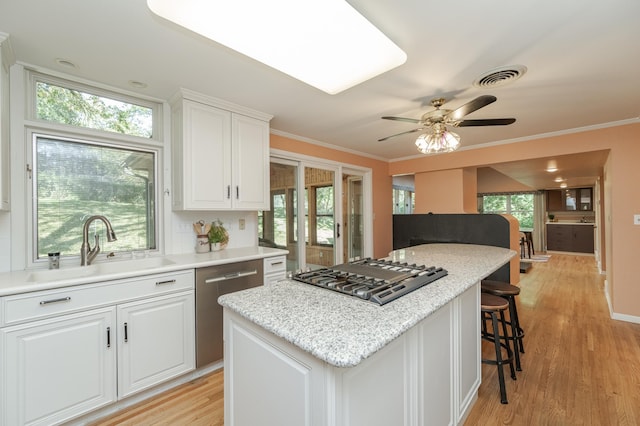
[463,168,478,213]
[390,123,640,319]
[414,169,469,213]
[270,133,393,259]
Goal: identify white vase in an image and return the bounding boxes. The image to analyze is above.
[212,242,221,251]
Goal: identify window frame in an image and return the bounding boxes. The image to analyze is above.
[24,71,164,268]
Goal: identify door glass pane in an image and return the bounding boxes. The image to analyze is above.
[260,162,298,272]
[305,167,335,268]
[345,175,363,262]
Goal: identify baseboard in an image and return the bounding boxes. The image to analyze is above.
[611,312,640,324]
[604,279,640,324]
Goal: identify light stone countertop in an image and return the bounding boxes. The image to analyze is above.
[0,246,288,296]
[218,243,516,368]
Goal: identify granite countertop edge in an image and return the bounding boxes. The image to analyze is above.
[219,243,516,368]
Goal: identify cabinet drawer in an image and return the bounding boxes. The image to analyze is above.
[2,270,194,326]
[264,256,286,275]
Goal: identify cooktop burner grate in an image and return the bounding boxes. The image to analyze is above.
[292,258,447,305]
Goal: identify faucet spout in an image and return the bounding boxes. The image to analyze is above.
[80,215,117,266]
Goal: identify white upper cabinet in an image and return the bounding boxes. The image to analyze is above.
[0,33,14,211]
[171,89,272,211]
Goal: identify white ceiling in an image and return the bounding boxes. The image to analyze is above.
[1,0,638,187]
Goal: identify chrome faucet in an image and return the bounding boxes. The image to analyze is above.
[80,215,117,266]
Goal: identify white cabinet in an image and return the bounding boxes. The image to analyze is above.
[1,308,117,426]
[0,270,195,425]
[263,255,287,285]
[117,292,195,398]
[171,89,272,211]
[223,282,481,426]
[0,33,13,211]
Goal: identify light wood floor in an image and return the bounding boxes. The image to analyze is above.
[90,254,640,426]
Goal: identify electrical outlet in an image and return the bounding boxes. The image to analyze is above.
[239,218,245,230]
[634,214,640,225]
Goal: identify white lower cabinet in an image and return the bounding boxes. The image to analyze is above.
[1,308,117,426]
[117,292,195,398]
[224,283,480,426]
[0,270,195,426]
[263,255,287,285]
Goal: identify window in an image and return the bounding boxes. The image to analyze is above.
[393,188,414,214]
[481,193,534,228]
[35,79,154,138]
[29,72,160,264]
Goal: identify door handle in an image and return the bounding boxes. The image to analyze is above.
[227,185,231,199]
[337,223,341,238]
[124,322,128,342]
[107,327,111,348]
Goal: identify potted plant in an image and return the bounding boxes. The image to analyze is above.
[548,213,555,222]
[208,219,229,251]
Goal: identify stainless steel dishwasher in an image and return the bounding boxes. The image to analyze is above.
[195,259,263,367]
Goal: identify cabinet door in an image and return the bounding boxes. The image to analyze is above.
[181,100,232,210]
[1,308,116,426]
[117,292,195,398]
[232,113,270,210]
[572,225,595,253]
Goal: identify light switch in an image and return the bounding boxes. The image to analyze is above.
[239,218,245,230]
[634,214,640,225]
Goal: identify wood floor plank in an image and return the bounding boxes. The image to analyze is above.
[90,254,640,425]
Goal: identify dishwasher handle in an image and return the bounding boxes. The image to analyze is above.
[204,269,258,284]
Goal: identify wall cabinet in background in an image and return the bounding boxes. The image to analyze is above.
[171,89,272,211]
[546,187,593,211]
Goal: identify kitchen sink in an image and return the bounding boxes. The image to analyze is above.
[27,257,176,283]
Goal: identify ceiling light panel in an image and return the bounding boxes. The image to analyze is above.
[147,0,407,94]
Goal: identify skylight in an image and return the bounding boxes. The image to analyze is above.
[147,0,407,94]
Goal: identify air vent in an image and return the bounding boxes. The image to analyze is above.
[473,65,527,88]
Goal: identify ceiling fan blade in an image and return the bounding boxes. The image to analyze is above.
[457,118,516,127]
[447,95,497,120]
[378,127,423,142]
[381,116,421,124]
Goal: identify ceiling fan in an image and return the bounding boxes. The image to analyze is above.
[378,95,515,146]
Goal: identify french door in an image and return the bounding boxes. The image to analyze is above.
[260,156,371,271]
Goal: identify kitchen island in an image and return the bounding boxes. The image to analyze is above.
[219,244,515,426]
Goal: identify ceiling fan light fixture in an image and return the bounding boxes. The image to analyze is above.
[415,129,460,154]
[147,0,406,94]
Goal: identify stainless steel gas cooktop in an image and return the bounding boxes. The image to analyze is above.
[292,258,447,305]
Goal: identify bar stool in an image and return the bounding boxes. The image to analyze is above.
[481,293,517,404]
[481,279,525,371]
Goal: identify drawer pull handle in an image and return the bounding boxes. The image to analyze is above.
[124,322,129,342]
[270,261,284,266]
[39,296,71,306]
[156,279,176,286]
[107,327,111,348]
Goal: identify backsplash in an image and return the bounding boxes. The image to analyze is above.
[547,211,595,222]
[168,211,258,255]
